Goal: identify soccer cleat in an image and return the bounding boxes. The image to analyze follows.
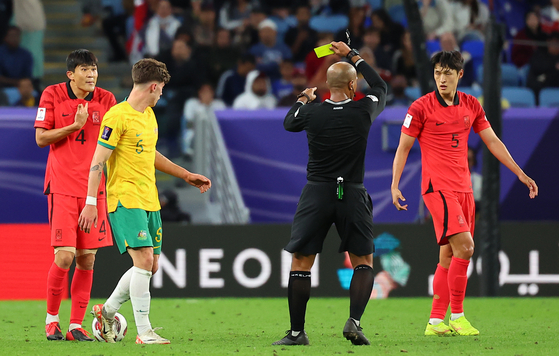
[271,330,309,345]
[449,316,479,336]
[343,318,370,345]
[45,322,64,341]
[91,304,116,343]
[425,322,455,336]
[66,327,94,341]
[135,328,170,344]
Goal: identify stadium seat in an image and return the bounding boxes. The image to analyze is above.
[476,64,519,87]
[501,87,536,108]
[404,87,421,100]
[367,0,383,10]
[426,40,441,55]
[459,86,482,98]
[3,87,21,106]
[461,40,484,76]
[538,88,559,107]
[518,64,529,87]
[387,5,406,26]
[309,14,348,33]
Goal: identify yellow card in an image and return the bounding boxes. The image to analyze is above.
[314,44,334,58]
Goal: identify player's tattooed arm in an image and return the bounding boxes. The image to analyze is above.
[90,160,106,180]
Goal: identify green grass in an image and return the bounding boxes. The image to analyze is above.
[1,298,557,355]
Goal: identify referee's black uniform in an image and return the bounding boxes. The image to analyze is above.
[283,58,387,256]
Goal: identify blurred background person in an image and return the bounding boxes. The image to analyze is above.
[278,68,310,106]
[249,19,293,80]
[527,31,559,104]
[14,0,45,85]
[216,53,256,106]
[144,0,182,58]
[0,26,33,88]
[450,0,490,42]
[419,0,453,40]
[233,70,277,109]
[284,4,318,64]
[512,10,547,68]
[13,78,39,107]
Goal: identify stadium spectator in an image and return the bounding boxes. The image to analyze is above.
[14,0,46,82]
[355,46,391,93]
[284,5,318,63]
[0,0,13,41]
[272,59,295,100]
[370,8,405,57]
[14,78,39,107]
[362,28,393,72]
[80,0,103,27]
[541,0,559,34]
[335,5,366,49]
[233,70,277,109]
[216,53,256,106]
[278,68,309,106]
[144,0,182,58]
[101,0,130,62]
[419,0,453,40]
[269,4,297,42]
[512,10,547,68]
[182,83,226,155]
[450,0,490,42]
[192,3,217,47]
[0,26,33,88]
[392,31,417,86]
[206,28,242,86]
[232,5,267,51]
[219,0,253,32]
[249,18,293,80]
[385,74,413,107]
[527,31,559,103]
[159,190,191,223]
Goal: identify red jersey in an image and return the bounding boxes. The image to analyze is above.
[401,90,491,194]
[34,82,116,197]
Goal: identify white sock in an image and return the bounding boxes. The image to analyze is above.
[291,330,300,337]
[451,313,464,321]
[68,323,81,331]
[429,318,444,325]
[105,267,134,318]
[351,318,360,327]
[130,266,152,336]
[45,313,59,324]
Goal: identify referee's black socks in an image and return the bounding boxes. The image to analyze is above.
[349,265,374,322]
[288,271,311,332]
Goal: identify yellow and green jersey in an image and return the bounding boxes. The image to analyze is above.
[98,101,160,212]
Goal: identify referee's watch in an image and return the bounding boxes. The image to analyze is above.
[346,48,360,60]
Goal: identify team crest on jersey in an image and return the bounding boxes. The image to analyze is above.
[56,229,62,240]
[101,126,113,140]
[92,111,100,125]
[457,215,465,226]
[463,115,470,130]
[137,230,148,240]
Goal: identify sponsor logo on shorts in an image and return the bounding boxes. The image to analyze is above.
[137,230,148,240]
[101,126,113,140]
[92,111,100,125]
[56,229,62,240]
[457,215,465,226]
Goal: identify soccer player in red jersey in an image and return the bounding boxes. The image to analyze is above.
[34,50,116,341]
[391,51,538,336]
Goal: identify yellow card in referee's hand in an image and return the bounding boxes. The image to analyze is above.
[314,44,335,58]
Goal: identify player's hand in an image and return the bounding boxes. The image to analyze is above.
[74,102,89,130]
[186,173,212,193]
[519,174,538,199]
[78,204,98,233]
[329,41,351,57]
[299,87,317,103]
[392,188,408,211]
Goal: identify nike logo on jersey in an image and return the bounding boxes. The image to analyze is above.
[136,133,142,137]
[98,236,106,242]
[436,122,446,126]
[62,113,70,117]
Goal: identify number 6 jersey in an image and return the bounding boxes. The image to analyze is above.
[34,81,116,198]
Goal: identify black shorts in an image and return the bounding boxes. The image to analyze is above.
[285,181,375,255]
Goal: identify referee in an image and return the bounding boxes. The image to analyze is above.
[272,41,387,346]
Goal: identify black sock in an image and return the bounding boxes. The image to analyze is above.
[349,265,374,321]
[288,271,311,332]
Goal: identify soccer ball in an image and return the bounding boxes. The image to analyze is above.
[91,312,128,342]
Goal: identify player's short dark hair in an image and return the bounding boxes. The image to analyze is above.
[431,50,464,72]
[66,49,98,71]
[132,58,171,85]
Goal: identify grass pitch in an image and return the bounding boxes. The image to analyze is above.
[1,297,557,355]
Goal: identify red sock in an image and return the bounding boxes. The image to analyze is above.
[430,264,449,319]
[448,256,470,314]
[70,268,93,325]
[46,262,69,316]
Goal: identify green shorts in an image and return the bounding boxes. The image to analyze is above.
[108,202,163,255]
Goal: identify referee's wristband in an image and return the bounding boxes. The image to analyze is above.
[85,196,97,206]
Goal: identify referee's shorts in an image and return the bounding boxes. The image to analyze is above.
[285,180,375,256]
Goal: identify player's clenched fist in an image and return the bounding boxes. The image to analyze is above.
[78,204,97,233]
[74,102,89,129]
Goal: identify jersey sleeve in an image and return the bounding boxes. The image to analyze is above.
[34,87,55,130]
[98,111,125,150]
[471,97,491,133]
[283,102,308,132]
[401,100,424,137]
[358,93,386,122]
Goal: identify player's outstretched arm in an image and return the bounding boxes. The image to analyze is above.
[78,144,114,233]
[155,151,211,193]
[478,127,538,199]
[35,103,89,148]
[391,133,416,210]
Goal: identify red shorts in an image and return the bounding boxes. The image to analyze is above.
[423,190,475,245]
[48,194,113,249]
